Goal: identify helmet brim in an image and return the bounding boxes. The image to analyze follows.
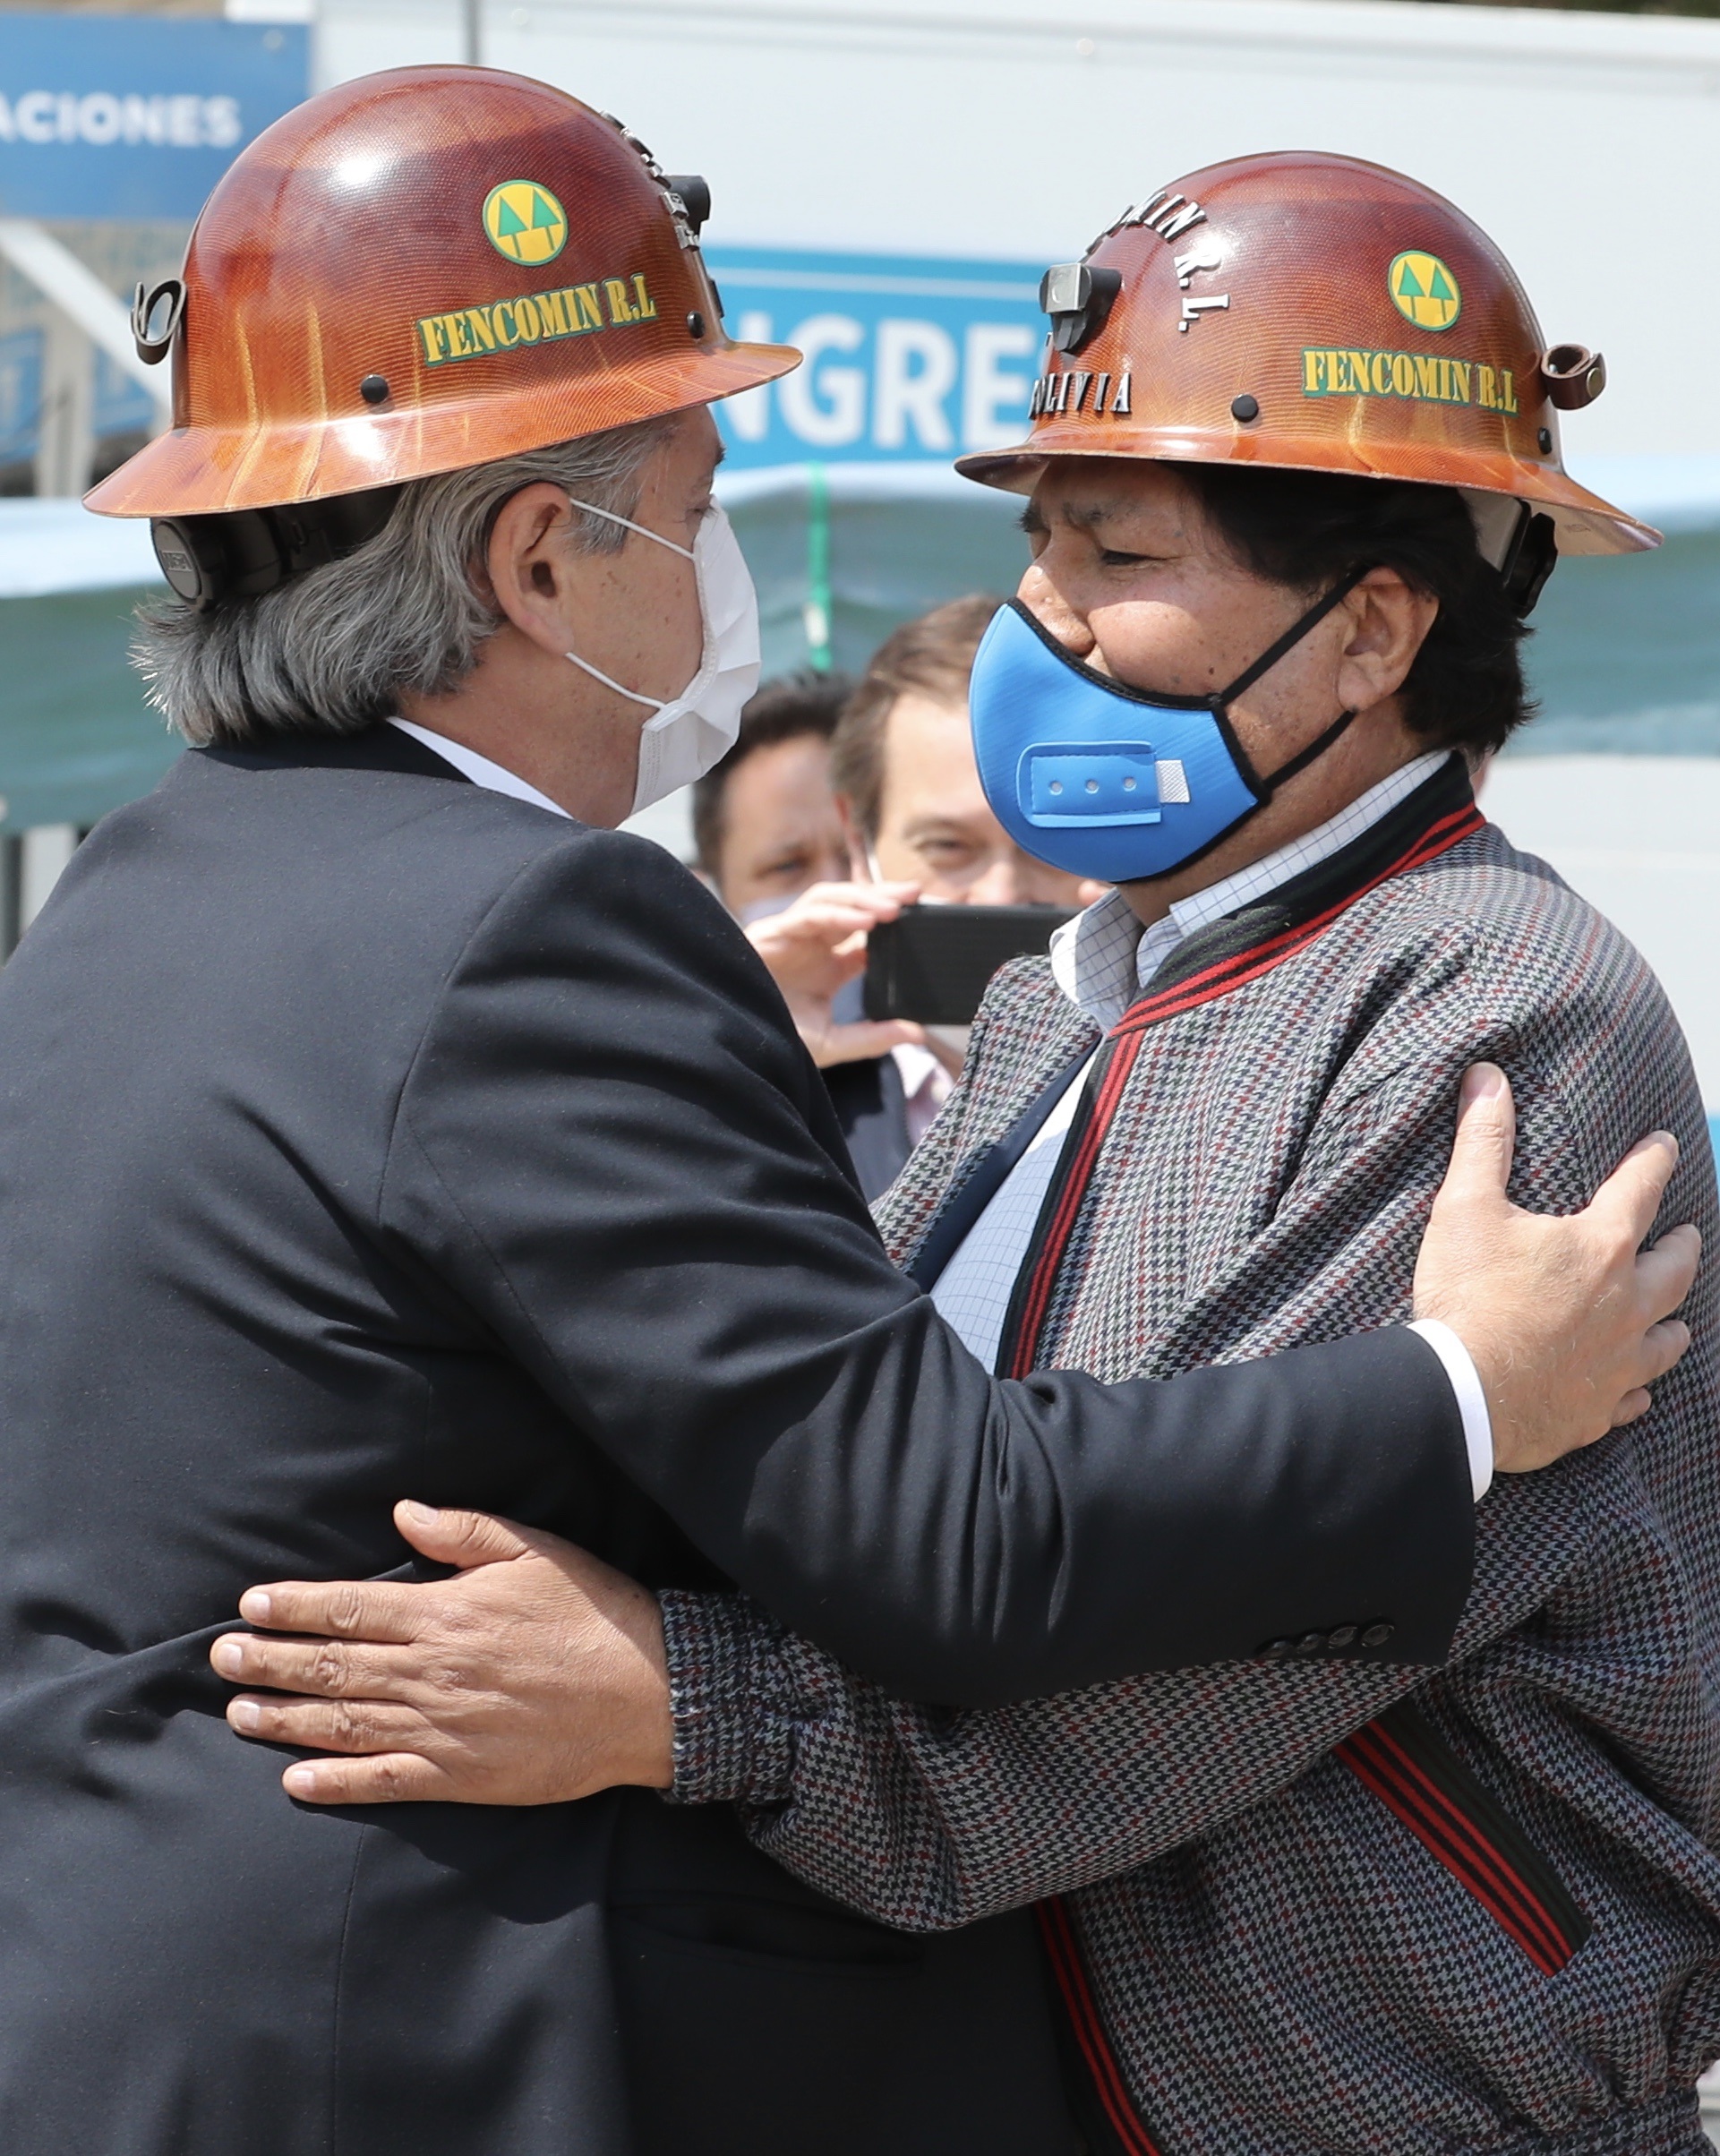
[954,427,1659,558]
[87,340,800,519]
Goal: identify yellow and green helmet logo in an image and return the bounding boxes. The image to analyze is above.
[1388,250,1460,332]
[482,180,569,268]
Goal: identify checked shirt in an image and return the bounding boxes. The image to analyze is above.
[662,757,1720,2156]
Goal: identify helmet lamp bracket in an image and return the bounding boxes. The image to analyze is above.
[1040,262,1123,355]
[597,112,708,251]
[664,175,710,237]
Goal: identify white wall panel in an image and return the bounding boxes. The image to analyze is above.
[1482,756,1720,1107]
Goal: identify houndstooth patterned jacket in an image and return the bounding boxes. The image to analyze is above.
[662,760,1720,2156]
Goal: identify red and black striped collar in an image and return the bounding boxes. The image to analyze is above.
[908,757,1483,1302]
[994,756,1483,1378]
[1114,752,1481,1039]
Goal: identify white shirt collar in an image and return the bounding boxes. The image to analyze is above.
[1049,750,1453,1031]
[893,1039,956,1151]
[892,1041,946,1100]
[389,717,570,820]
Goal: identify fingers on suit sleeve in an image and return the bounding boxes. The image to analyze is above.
[211,1630,415,1699]
[1443,1064,1516,1199]
[282,1752,455,1805]
[1587,1131,1680,1246]
[1636,1224,1701,1325]
[237,1578,424,1642]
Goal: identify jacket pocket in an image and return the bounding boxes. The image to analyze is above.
[1334,1699,1591,1974]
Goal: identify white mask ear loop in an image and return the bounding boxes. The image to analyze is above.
[564,648,666,709]
[563,496,697,560]
[560,497,701,706]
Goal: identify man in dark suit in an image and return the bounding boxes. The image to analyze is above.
[4,66,1689,2156]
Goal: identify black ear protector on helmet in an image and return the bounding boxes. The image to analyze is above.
[1498,509,1558,618]
[150,483,405,612]
[1038,261,1123,355]
[1464,491,1559,619]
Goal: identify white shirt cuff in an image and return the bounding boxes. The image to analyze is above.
[1407,1318,1493,1502]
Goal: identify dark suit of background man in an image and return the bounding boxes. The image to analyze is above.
[0,66,1687,2156]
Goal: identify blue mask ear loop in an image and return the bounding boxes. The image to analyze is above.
[1209,561,1373,796]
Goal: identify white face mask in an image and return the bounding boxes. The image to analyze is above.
[562,498,761,817]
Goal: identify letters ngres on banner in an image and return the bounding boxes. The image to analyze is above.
[705,248,1046,468]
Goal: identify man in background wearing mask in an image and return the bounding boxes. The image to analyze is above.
[5,82,1694,2156]
[748,595,1102,1196]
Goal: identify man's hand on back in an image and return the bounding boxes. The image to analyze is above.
[1414,1062,1698,1473]
[210,1503,672,1807]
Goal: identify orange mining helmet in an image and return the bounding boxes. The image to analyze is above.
[957,150,1655,577]
[85,65,799,523]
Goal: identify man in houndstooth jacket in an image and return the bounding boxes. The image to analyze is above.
[643,458,1720,2152]
[232,447,1720,2154]
[663,811,1720,2151]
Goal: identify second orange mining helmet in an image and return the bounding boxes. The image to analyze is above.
[86,65,799,524]
[958,150,1655,603]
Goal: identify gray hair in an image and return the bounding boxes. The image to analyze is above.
[133,417,672,747]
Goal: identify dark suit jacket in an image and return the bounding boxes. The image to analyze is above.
[822,1048,912,1201]
[0,725,1473,2155]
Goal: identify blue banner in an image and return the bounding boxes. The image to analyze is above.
[705,246,1046,469]
[94,346,154,442]
[0,329,42,473]
[0,14,308,221]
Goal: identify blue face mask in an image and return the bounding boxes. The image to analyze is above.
[968,569,1367,884]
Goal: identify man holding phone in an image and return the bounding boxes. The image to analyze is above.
[749,595,1101,1194]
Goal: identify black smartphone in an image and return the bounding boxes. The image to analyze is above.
[862,903,1074,1025]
